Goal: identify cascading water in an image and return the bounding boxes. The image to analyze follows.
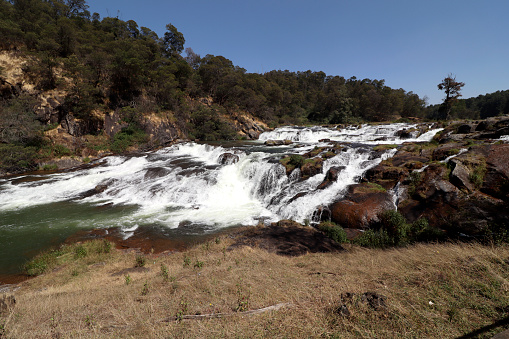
[0,123,443,277]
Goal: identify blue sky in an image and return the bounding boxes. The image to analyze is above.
[86,0,509,105]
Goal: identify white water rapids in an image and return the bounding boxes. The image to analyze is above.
[0,123,443,236]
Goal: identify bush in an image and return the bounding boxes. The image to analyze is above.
[353,210,409,248]
[378,210,410,246]
[110,125,148,153]
[0,144,39,173]
[317,221,348,244]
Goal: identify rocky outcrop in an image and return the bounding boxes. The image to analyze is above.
[361,125,509,238]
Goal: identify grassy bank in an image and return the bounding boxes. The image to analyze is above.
[1,237,509,338]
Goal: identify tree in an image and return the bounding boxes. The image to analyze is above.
[437,73,465,120]
[161,23,184,57]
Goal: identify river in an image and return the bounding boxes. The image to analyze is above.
[0,123,442,280]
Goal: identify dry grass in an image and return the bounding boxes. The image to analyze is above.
[2,238,509,338]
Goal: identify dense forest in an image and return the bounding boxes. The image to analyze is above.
[0,0,508,173]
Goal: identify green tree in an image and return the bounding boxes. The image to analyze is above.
[161,23,184,57]
[437,73,465,120]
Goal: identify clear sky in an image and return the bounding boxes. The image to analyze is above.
[86,0,509,106]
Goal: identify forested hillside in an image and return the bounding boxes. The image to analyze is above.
[0,0,507,175]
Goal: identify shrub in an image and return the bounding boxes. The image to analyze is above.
[353,229,393,248]
[135,255,146,267]
[0,144,38,173]
[317,221,348,244]
[110,125,148,153]
[74,245,87,259]
[379,210,410,246]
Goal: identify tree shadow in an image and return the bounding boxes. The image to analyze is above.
[456,316,509,338]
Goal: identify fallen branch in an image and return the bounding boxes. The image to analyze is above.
[160,302,293,322]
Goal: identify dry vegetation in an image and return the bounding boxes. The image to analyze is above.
[1,237,509,338]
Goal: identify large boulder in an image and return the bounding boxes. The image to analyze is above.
[329,183,395,229]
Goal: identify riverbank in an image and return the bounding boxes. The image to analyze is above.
[1,230,508,338]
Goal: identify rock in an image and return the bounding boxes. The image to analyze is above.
[431,143,464,161]
[264,139,293,146]
[288,192,307,203]
[457,124,476,134]
[79,180,115,198]
[142,114,180,146]
[61,114,101,137]
[449,159,476,192]
[390,151,429,170]
[395,128,416,139]
[329,183,395,229]
[39,156,83,170]
[364,164,409,190]
[144,167,171,180]
[317,166,345,189]
[482,144,509,200]
[301,158,323,179]
[218,152,240,165]
[229,220,344,256]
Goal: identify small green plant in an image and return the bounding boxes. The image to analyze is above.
[194,260,204,269]
[84,315,95,328]
[175,300,188,322]
[71,268,79,276]
[160,263,169,281]
[125,274,132,285]
[141,281,149,296]
[215,237,221,244]
[183,256,191,267]
[74,244,87,259]
[135,255,146,267]
[83,157,91,163]
[235,280,250,312]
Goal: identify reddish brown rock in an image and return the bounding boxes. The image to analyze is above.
[329,183,395,229]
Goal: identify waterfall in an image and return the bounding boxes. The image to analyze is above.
[0,123,442,234]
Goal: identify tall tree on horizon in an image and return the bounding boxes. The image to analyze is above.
[437,73,465,120]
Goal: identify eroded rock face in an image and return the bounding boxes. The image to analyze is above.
[328,183,394,229]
